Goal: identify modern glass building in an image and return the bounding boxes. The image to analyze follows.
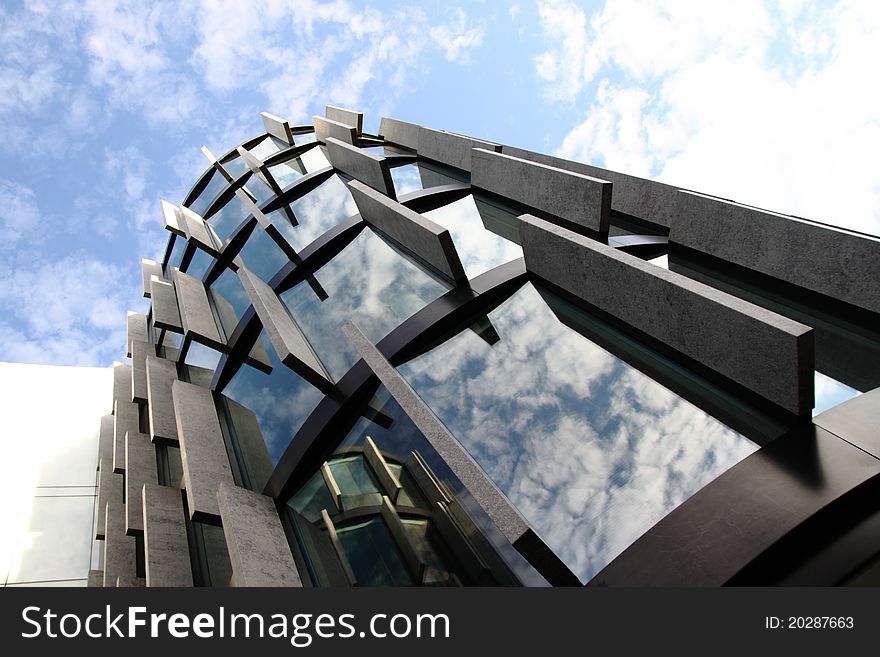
[91,107,880,587]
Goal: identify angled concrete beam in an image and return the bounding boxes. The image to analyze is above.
[141,259,164,298]
[150,276,182,333]
[236,265,333,392]
[503,145,681,228]
[325,137,395,198]
[313,116,357,145]
[346,179,467,284]
[201,145,234,183]
[126,312,149,358]
[418,127,501,172]
[235,146,281,197]
[341,321,531,546]
[143,483,193,587]
[671,191,880,315]
[179,205,220,257]
[146,355,179,445]
[171,269,225,350]
[261,111,294,145]
[519,215,815,416]
[471,148,611,237]
[326,105,364,134]
[379,117,420,151]
[217,482,302,587]
[130,339,152,403]
[125,431,158,536]
[172,380,234,523]
[161,199,185,236]
[364,436,402,503]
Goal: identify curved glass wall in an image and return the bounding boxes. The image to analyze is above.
[187,169,227,217]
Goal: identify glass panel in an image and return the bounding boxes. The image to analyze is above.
[220,156,248,179]
[288,472,336,523]
[263,208,298,249]
[245,175,275,205]
[238,225,288,282]
[423,195,523,278]
[299,145,331,173]
[285,173,357,251]
[294,131,316,145]
[221,329,325,465]
[814,371,860,415]
[399,282,758,584]
[185,247,214,281]
[184,341,222,373]
[267,159,306,189]
[207,195,249,246]
[249,135,287,160]
[648,253,669,269]
[336,517,413,586]
[280,228,450,379]
[187,169,227,217]
[328,455,382,503]
[165,235,186,272]
[389,162,462,197]
[210,268,251,338]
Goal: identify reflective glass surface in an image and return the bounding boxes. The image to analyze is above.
[298,145,331,173]
[222,329,325,465]
[423,195,523,279]
[814,371,860,415]
[187,169,227,217]
[267,159,307,189]
[389,162,462,197]
[184,341,222,373]
[294,131,317,145]
[185,247,214,281]
[221,156,249,179]
[285,174,358,251]
[211,268,251,339]
[166,235,186,272]
[238,225,288,282]
[399,282,758,583]
[245,175,275,205]
[280,228,451,380]
[249,135,288,160]
[336,517,412,586]
[207,195,249,246]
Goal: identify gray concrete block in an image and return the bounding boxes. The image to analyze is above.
[179,205,221,256]
[125,431,158,535]
[161,199,185,236]
[126,312,148,358]
[260,111,294,145]
[471,148,611,236]
[112,362,132,410]
[418,127,501,172]
[379,116,420,150]
[115,576,146,587]
[130,339,152,404]
[217,482,302,587]
[172,269,225,350]
[96,456,118,540]
[519,215,815,416]
[113,399,139,473]
[503,145,681,228]
[172,380,234,523]
[313,116,357,144]
[223,396,274,493]
[141,259,163,298]
[103,494,136,587]
[326,105,363,134]
[671,190,880,315]
[150,276,182,333]
[87,569,103,587]
[142,483,193,587]
[346,179,467,284]
[146,356,179,445]
[236,265,333,392]
[98,414,114,466]
[341,321,531,545]
[325,137,394,197]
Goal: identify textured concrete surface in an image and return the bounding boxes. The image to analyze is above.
[113,399,139,473]
[347,179,467,284]
[419,127,501,172]
[141,258,163,298]
[115,575,146,587]
[217,482,302,587]
[519,215,815,416]
[472,148,611,236]
[671,190,880,315]
[130,339,151,404]
[98,413,114,466]
[326,105,363,134]
[103,493,136,587]
[223,396,274,493]
[313,116,357,144]
[161,199,185,236]
[87,569,103,587]
[503,145,681,228]
[325,137,395,197]
[125,431,158,535]
[150,276,182,332]
[814,386,880,459]
[364,436,401,502]
[260,111,294,144]
[126,312,148,358]
[172,380,234,523]
[146,355,179,445]
[142,483,194,587]
[379,117,420,150]
[95,456,118,540]
[341,320,531,545]
[172,269,225,350]
[113,362,132,408]
[179,205,220,256]
[237,265,333,391]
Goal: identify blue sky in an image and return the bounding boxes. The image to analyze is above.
[0,0,877,367]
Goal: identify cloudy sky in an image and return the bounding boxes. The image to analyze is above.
[0,0,877,367]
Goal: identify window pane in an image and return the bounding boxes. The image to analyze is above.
[207,195,249,246]
[210,268,251,338]
[285,173,357,251]
[389,162,462,197]
[238,225,288,282]
[336,517,413,586]
[187,169,227,217]
[185,247,214,281]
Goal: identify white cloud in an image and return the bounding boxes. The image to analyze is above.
[429,7,485,63]
[535,0,880,235]
[0,180,40,245]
